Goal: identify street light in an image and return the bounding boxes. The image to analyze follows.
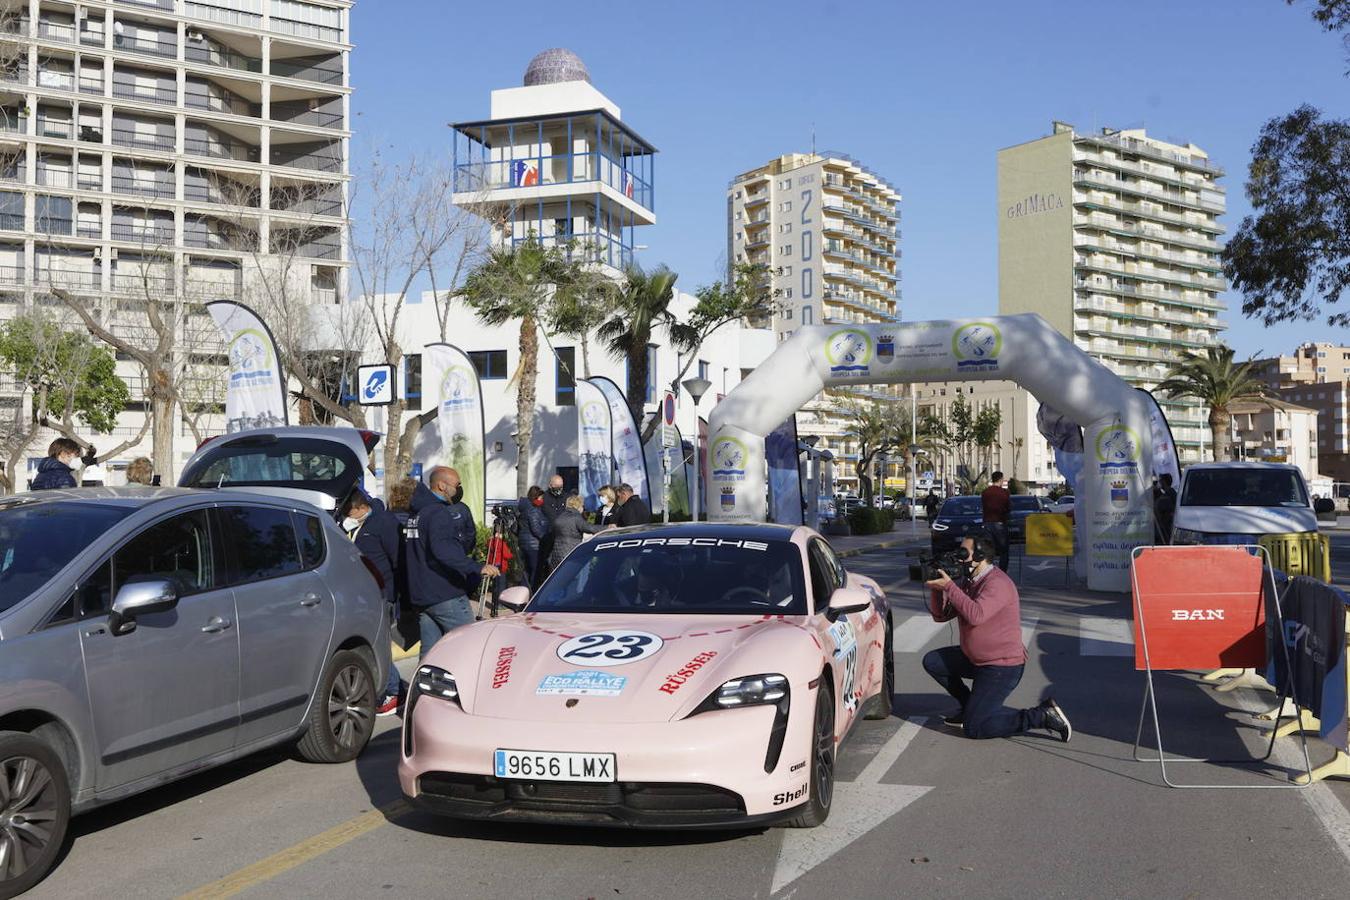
[682,377,712,521]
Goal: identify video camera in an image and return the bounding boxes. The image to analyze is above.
[908,549,971,583]
[490,503,519,531]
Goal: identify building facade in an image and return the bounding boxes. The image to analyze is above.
[727,152,902,491]
[1252,342,1350,480]
[1228,396,1319,485]
[0,0,351,487]
[913,380,1059,491]
[998,122,1227,462]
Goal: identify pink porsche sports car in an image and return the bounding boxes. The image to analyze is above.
[398,523,894,828]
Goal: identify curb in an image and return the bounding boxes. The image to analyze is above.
[835,535,925,558]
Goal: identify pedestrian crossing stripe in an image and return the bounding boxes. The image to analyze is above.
[890,613,1134,657]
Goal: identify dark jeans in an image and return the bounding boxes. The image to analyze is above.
[418,596,475,660]
[984,522,1010,571]
[518,544,539,588]
[384,603,402,697]
[922,645,1046,739]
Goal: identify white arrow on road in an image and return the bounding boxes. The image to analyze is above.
[1024,559,1060,572]
[771,717,933,895]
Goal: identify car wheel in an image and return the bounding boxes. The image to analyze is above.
[296,649,377,764]
[786,680,835,828]
[0,730,71,898]
[864,614,894,720]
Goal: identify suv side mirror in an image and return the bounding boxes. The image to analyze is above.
[826,586,871,621]
[108,577,179,636]
[496,585,529,614]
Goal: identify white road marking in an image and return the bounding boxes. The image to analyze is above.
[1021,614,1039,649]
[892,615,947,652]
[771,717,933,895]
[1079,616,1134,657]
[1025,559,1060,572]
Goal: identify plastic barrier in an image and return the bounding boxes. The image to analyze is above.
[1131,545,1313,788]
[1258,531,1331,584]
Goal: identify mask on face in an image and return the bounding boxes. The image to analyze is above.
[532,496,544,507]
[342,516,361,533]
[549,486,563,496]
[450,484,464,504]
[600,498,612,508]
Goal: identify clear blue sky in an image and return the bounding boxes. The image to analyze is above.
[350,0,1347,360]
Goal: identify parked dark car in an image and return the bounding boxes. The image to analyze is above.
[929,495,984,553]
[1008,495,1050,543]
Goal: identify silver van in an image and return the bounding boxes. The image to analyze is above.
[0,487,390,896]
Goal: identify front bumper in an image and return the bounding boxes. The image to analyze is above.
[399,694,815,825]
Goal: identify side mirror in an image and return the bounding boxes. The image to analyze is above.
[496,585,530,614]
[826,586,872,621]
[108,577,179,636]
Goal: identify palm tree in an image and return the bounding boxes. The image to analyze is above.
[1156,345,1265,461]
[597,264,679,424]
[461,239,579,496]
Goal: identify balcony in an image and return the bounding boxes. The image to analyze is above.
[78,74,105,95]
[271,58,344,86]
[35,118,74,140]
[41,268,101,289]
[113,81,179,106]
[36,21,75,44]
[114,31,178,61]
[0,264,23,284]
[1074,193,1224,234]
[111,223,174,245]
[1077,131,1224,177]
[112,127,174,152]
[270,102,344,130]
[185,42,262,75]
[1073,169,1223,215]
[186,91,261,119]
[184,132,258,162]
[112,175,175,199]
[113,271,174,294]
[0,213,23,231]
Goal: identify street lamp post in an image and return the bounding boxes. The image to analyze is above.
[681,376,712,522]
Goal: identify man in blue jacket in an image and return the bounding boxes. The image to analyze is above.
[342,489,404,715]
[406,466,498,658]
[30,438,91,490]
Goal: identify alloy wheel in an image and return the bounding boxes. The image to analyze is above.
[328,664,374,750]
[814,691,835,809]
[0,755,58,881]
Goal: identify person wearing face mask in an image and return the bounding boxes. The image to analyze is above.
[31,438,92,490]
[596,485,618,526]
[546,494,604,575]
[515,485,549,589]
[540,474,569,523]
[342,490,404,715]
[406,465,499,658]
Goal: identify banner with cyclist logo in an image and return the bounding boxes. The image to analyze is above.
[588,376,649,503]
[206,300,289,434]
[576,379,614,513]
[424,343,486,527]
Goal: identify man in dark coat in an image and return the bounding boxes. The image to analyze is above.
[613,483,652,527]
[31,438,89,490]
[342,490,403,714]
[540,474,568,523]
[406,466,498,659]
[516,485,550,588]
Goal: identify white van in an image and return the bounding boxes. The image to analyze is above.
[1171,462,1316,544]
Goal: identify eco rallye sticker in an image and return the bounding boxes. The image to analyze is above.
[536,671,628,697]
[556,630,665,667]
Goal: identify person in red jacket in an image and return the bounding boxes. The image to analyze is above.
[980,471,1012,571]
[923,533,1071,741]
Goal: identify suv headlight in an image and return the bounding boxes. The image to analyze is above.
[931,521,949,532]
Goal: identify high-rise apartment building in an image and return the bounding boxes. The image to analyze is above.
[999,122,1227,462]
[727,152,901,490]
[450,48,655,273]
[0,0,351,485]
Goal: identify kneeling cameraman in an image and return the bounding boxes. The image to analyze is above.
[923,533,1071,742]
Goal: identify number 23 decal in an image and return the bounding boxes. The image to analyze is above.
[556,631,665,667]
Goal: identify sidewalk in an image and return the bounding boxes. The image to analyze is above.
[827,525,930,558]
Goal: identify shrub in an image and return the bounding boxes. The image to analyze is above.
[847,507,895,535]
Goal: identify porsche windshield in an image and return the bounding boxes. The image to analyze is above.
[530,537,808,615]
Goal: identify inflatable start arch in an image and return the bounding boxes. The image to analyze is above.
[707,314,1155,592]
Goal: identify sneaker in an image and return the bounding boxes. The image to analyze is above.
[1040,698,1071,742]
[942,712,965,729]
[376,693,401,717]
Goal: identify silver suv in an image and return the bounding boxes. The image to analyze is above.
[0,487,391,896]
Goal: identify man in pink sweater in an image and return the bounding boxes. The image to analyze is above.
[923,533,1072,741]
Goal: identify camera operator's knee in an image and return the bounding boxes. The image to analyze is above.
[960,717,999,739]
[921,648,944,678]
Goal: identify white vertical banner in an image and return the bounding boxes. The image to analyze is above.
[206,300,289,433]
[423,343,486,527]
[576,378,614,513]
[588,376,649,503]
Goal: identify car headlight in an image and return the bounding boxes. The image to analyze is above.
[412,665,460,703]
[1170,527,1203,545]
[692,673,788,714]
[403,665,460,757]
[931,521,949,532]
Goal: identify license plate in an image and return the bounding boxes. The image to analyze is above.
[493,749,616,782]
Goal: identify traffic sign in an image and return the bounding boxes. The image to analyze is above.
[661,391,677,448]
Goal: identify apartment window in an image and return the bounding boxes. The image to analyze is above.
[403,354,422,402]
[778,201,792,213]
[784,288,793,298]
[802,305,814,325]
[698,360,709,382]
[779,179,792,190]
[780,265,792,277]
[469,349,508,380]
[555,346,575,406]
[779,223,792,234]
[270,0,343,41]
[779,244,792,256]
[783,306,793,320]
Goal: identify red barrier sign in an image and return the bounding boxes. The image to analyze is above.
[1131,547,1266,671]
